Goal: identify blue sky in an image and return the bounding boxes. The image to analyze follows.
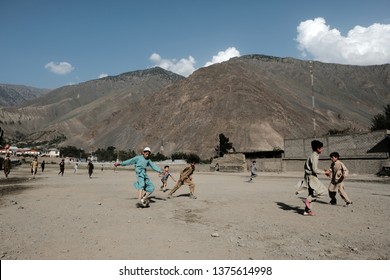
[1,0,389,89]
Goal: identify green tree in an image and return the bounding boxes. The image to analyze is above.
[371,104,390,131]
[118,149,136,161]
[149,152,169,162]
[187,153,200,164]
[171,152,200,163]
[59,146,82,158]
[95,146,117,162]
[215,133,234,157]
[0,126,4,147]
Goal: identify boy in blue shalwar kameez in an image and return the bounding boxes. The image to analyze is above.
[115,147,162,207]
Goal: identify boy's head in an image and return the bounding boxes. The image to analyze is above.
[164,165,169,171]
[311,140,324,153]
[330,152,340,161]
[143,147,151,158]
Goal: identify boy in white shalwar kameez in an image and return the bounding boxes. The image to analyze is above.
[302,140,330,216]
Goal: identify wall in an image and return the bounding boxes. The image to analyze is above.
[284,130,388,159]
[280,130,389,174]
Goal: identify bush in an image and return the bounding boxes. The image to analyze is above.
[371,104,390,131]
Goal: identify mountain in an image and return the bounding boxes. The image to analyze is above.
[0,56,389,158]
[0,84,50,107]
[0,67,185,147]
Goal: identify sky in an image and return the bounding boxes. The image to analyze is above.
[1,0,390,89]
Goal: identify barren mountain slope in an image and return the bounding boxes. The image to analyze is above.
[0,84,50,107]
[0,67,184,144]
[1,56,389,158]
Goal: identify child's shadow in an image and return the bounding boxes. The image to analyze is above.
[129,196,164,204]
[275,201,303,215]
[176,193,191,198]
[148,195,167,203]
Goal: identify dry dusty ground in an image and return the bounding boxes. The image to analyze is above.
[0,163,389,260]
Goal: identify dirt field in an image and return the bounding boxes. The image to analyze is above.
[1,163,389,260]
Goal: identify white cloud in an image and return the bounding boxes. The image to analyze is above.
[204,47,241,67]
[149,53,196,77]
[44,61,75,75]
[98,73,108,78]
[150,47,241,77]
[296,17,390,65]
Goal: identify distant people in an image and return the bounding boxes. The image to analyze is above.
[3,154,11,178]
[302,140,330,216]
[41,160,45,172]
[114,147,162,207]
[159,165,176,192]
[327,152,353,207]
[74,162,78,173]
[168,161,197,199]
[88,160,94,178]
[248,160,257,182]
[31,157,38,178]
[58,159,65,176]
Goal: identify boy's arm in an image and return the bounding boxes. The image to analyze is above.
[120,156,137,166]
[148,160,162,173]
[180,167,193,179]
[341,162,349,177]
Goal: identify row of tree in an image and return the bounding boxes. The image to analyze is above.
[57,133,236,163]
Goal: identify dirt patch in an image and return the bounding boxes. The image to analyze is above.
[0,177,31,186]
[0,178,34,195]
[0,184,32,196]
[0,177,36,207]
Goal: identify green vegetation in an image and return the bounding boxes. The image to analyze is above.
[171,152,200,163]
[87,147,202,163]
[371,104,390,131]
[215,133,234,157]
[327,128,351,135]
[59,146,86,159]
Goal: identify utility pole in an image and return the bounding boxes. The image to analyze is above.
[217,134,220,158]
[310,61,316,138]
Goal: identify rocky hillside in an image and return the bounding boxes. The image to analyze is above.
[0,84,50,107]
[0,55,389,158]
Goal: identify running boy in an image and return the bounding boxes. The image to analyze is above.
[31,157,38,178]
[115,147,162,207]
[328,152,353,206]
[303,140,330,216]
[159,165,176,192]
[248,160,257,182]
[2,154,11,178]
